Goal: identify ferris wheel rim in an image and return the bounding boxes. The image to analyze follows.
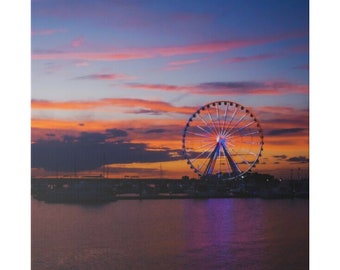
[182,100,264,180]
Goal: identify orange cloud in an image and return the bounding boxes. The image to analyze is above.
[31,98,196,115]
[31,117,186,141]
[31,100,309,180]
[31,106,309,180]
[106,160,191,179]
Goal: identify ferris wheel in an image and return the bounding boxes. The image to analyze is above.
[182,101,264,180]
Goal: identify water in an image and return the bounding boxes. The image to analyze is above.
[31,198,309,270]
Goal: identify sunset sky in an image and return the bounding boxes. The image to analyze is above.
[31,0,309,179]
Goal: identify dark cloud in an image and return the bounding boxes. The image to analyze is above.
[129,109,163,115]
[127,80,308,96]
[31,131,182,172]
[267,128,306,136]
[198,81,263,90]
[62,135,77,143]
[145,129,166,134]
[46,133,56,137]
[78,132,107,143]
[106,128,128,137]
[261,114,309,127]
[273,155,287,160]
[287,156,309,163]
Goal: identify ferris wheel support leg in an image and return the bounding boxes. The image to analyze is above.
[221,143,241,176]
[203,143,220,176]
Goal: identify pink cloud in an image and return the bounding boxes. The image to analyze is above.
[166,58,202,70]
[127,83,190,92]
[74,61,89,67]
[32,33,293,62]
[71,37,85,47]
[31,28,66,36]
[224,53,279,64]
[289,44,309,53]
[75,73,134,80]
[126,81,309,96]
[154,40,254,57]
[32,51,153,61]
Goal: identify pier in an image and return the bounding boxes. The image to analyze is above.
[31,173,309,203]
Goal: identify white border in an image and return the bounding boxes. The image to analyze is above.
[1,1,31,269]
[310,0,340,269]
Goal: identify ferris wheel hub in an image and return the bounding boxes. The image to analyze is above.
[216,135,226,144]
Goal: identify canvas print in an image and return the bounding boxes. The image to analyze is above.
[31,1,309,269]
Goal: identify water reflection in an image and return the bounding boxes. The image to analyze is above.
[32,198,308,270]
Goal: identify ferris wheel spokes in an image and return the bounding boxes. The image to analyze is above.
[197,111,216,135]
[224,119,257,138]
